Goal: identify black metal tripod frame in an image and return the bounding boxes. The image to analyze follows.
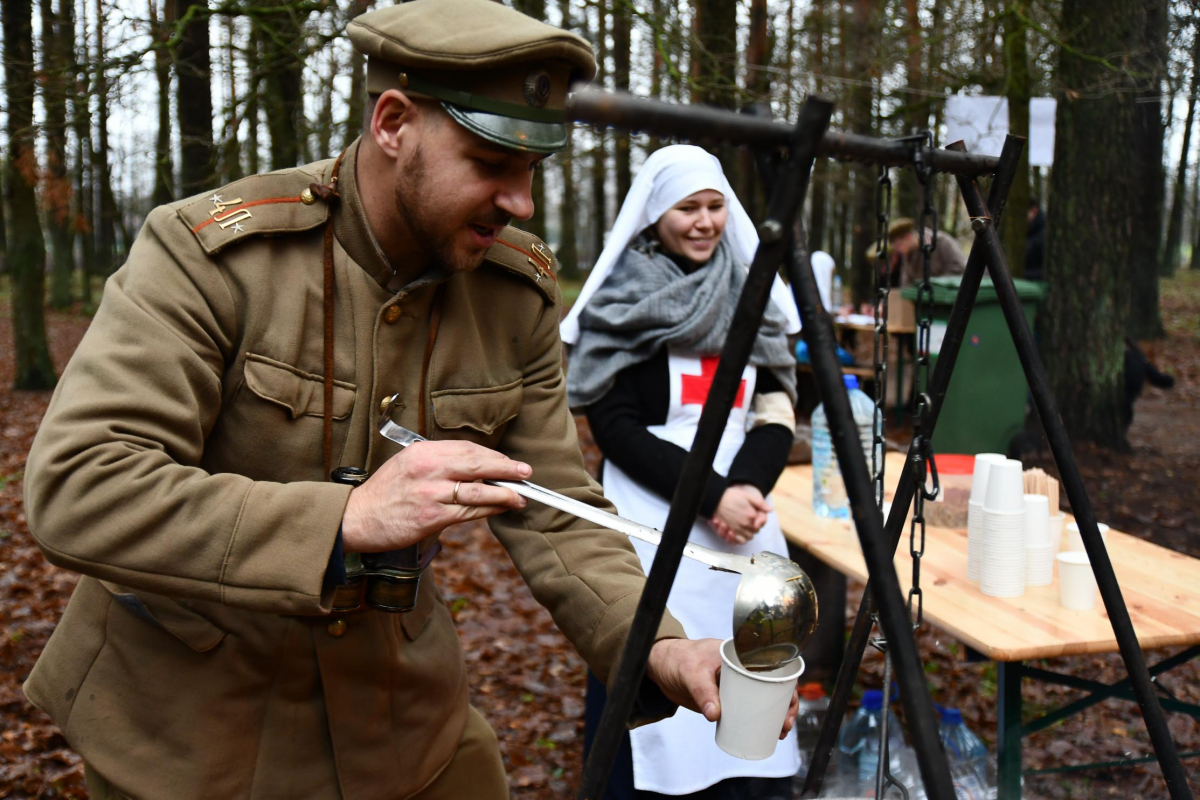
[568,87,1191,800]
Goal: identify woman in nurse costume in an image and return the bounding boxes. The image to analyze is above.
[563,145,802,799]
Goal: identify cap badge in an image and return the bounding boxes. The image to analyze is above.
[523,71,552,109]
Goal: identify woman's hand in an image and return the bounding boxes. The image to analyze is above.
[711,484,772,545]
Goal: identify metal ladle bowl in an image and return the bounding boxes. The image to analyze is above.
[731,552,819,671]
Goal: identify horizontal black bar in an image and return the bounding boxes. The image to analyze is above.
[568,88,1001,176]
[1024,750,1200,778]
[1021,649,1200,736]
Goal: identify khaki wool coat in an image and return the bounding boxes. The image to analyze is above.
[23,141,686,800]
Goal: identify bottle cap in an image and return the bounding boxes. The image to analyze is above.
[940,707,963,724]
[861,689,883,710]
[843,374,859,390]
[799,682,826,701]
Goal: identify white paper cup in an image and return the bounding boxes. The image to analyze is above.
[715,639,804,760]
[1057,552,1097,610]
[1066,521,1110,552]
[1048,514,1065,553]
[969,453,1007,503]
[980,508,1026,596]
[984,459,1026,513]
[1023,494,1050,546]
[1025,544,1054,586]
[967,501,984,582]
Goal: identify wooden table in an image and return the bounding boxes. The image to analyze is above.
[773,453,1200,795]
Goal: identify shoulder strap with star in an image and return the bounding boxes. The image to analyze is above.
[175,160,335,255]
[484,226,559,304]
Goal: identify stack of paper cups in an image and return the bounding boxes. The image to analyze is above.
[967,453,1007,583]
[980,459,1026,597]
[1023,494,1053,586]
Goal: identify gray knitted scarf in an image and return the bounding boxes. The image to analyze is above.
[566,235,797,409]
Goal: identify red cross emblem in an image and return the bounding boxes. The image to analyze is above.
[680,356,745,409]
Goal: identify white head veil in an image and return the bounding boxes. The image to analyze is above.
[559,144,802,345]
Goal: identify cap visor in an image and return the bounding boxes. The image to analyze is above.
[444,103,567,154]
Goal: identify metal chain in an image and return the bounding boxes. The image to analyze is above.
[908,132,941,630]
[869,164,910,800]
[872,166,891,514]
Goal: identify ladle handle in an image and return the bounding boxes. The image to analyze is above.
[377,416,749,574]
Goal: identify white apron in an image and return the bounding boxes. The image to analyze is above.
[601,352,801,795]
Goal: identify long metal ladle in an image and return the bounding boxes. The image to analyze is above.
[377,399,818,671]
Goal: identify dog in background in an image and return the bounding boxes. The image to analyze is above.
[1123,337,1175,429]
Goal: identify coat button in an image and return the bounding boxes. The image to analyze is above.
[384,305,402,324]
[327,618,348,638]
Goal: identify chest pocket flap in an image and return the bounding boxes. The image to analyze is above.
[243,353,355,420]
[431,378,522,435]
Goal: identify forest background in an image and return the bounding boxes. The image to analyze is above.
[4,1,1200,797]
[1,0,1199,444]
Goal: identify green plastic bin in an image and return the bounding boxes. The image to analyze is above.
[901,275,1046,456]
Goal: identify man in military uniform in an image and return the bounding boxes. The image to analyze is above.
[22,1,795,797]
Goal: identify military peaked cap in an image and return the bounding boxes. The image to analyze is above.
[348,0,596,153]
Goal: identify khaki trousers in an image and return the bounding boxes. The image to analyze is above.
[85,705,509,800]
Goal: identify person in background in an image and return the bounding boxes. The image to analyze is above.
[884,216,967,287]
[1026,197,1045,281]
[561,145,802,800]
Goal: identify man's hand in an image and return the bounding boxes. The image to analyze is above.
[341,440,531,553]
[645,638,799,739]
[711,484,771,546]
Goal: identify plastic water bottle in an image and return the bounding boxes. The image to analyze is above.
[794,682,829,770]
[832,274,844,310]
[812,374,880,518]
[938,707,995,799]
[836,689,907,789]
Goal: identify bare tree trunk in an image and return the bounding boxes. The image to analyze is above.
[0,164,8,274]
[647,0,664,153]
[260,2,307,171]
[807,0,827,253]
[221,12,243,182]
[4,0,57,388]
[894,0,925,217]
[557,0,579,279]
[1163,27,1200,278]
[151,0,175,206]
[246,24,260,175]
[846,0,879,306]
[1043,0,1141,449]
[1128,0,1167,338]
[176,0,215,195]
[612,0,631,206]
[589,0,607,267]
[1001,1,1031,278]
[316,43,337,160]
[344,0,372,148]
[42,0,75,308]
[70,0,94,306]
[738,0,770,222]
[94,0,118,274]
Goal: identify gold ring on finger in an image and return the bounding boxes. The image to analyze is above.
[452,481,461,505]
